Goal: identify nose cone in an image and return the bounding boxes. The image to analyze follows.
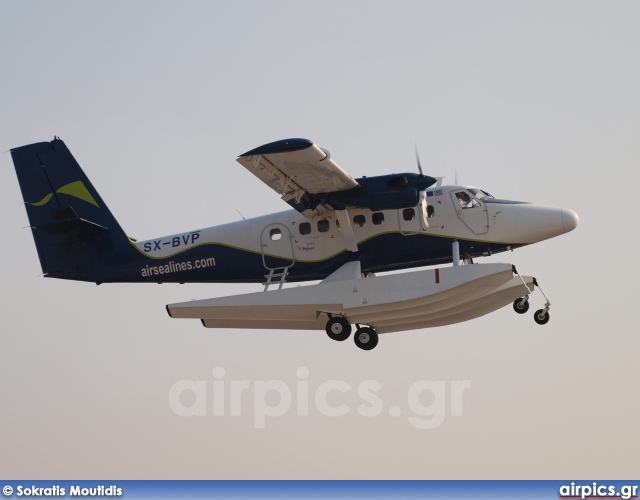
[562,209,580,233]
[494,203,579,244]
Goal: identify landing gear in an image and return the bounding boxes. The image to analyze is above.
[531,278,551,326]
[511,268,554,326]
[354,326,378,351]
[513,296,530,314]
[325,316,351,341]
[534,309,550,325]
[325,316,379,349]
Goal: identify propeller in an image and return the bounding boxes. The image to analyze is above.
[414,142,424,177]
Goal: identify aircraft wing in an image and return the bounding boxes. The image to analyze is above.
[237,138,359,217]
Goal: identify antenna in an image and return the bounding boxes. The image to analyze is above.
[235,209,246,220]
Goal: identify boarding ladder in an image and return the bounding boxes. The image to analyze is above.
[263,266,291,291]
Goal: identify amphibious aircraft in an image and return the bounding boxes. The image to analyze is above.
[11,137,578,350]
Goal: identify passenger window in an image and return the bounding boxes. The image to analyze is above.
[317,219,330,232]
[299,222,311,235]
[427,206,434,218]
[403,208,415,221]
[270,228,282,241]
[353,215,366,228]
[372,212,384,225]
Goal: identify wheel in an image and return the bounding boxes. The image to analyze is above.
[325,316,352,341]
[534,309,550,325]
[513,297,530,314]
[354,327,378,351]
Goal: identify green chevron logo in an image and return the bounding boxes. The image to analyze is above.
[30,181,99,208]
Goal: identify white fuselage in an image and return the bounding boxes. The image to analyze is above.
[134,184,578,269]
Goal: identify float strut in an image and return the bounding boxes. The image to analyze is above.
[452,240,460,266]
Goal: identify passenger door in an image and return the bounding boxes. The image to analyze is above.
[260,222,295,270]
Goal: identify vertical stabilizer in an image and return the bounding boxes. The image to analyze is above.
[11,138,129,280]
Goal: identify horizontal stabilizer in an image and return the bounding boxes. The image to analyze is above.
[34,217,108,236]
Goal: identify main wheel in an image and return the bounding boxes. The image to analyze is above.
[534,309,550,325]
[325,317,352,341]
[513,297,530,314]
[354,327,378,351]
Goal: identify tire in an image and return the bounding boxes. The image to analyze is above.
[325,317,351,341]
[354,327,379,350]
[534,309,550,325]
[513,298,530,314]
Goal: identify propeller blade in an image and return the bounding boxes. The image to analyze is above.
[414,142,424,177]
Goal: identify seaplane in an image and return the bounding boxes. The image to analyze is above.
[10,137,579,350]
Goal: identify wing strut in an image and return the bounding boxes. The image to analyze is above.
[335,209,359,252]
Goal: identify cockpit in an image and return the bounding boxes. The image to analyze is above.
[454,188,494,209]
[468,188,494,200]
[455,191,480,209]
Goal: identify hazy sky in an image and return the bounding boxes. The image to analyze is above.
[1,1,638,479]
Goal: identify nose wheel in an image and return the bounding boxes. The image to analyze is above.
[534,308,550,325]
[512,269,553,325]
[531,278,552,326]
[513,296,530,314]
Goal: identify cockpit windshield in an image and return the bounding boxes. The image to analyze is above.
[469,188,494,200]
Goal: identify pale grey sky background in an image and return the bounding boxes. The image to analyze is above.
[1,1,638,479]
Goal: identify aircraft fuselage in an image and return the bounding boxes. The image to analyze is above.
[94,184,578,284]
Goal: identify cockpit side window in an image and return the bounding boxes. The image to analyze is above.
[455,191,481,209]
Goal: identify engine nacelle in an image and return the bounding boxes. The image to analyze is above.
[317,173,437,210]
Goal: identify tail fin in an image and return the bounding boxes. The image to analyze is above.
[11,138,130,281]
